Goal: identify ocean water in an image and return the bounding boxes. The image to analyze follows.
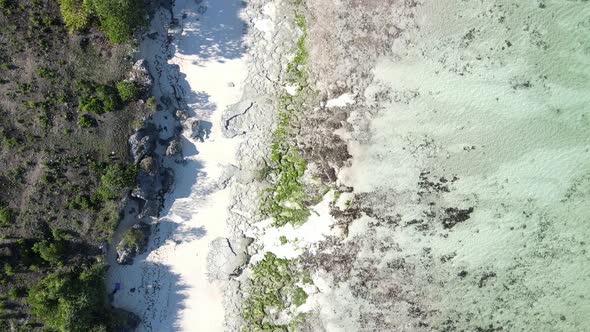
[343,0,590,330]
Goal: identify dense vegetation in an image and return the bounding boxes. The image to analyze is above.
[27,264,110,331]
[58,0,146,42]
[0,0,151,329]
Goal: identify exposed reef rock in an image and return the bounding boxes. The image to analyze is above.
[207,237,253,281]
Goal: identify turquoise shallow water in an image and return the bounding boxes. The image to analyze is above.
[344,0,590,330]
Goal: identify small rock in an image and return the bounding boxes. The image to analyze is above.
[175,110,188,120]
[166,139,182,157]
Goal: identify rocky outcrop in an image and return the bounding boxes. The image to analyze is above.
[132,156,174,218]
[128,59,153,90]
[221,100,254,138]
[116,222,151,265]
[129,129,157,164]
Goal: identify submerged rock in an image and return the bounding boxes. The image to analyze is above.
[116,222,151,265]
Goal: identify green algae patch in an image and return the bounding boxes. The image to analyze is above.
[260,9,311,227]
[242,253,309,331]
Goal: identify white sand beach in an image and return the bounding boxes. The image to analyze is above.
[107,0,248,330]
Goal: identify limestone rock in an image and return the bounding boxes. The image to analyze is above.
[175,109,188,121]
[129,59,153,89]
[207,236,253,281]
[166,139,182,157]
[221,100,254,138]
[129,129,156,164]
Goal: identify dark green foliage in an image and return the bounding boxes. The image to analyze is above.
[77,114,96,128]
[116,80,138,102]
[0,132,18,148]
[27,264,111,332]
[118,226,145,253]
[96,164,137,201]
[57,0,146,43]
[146,95,156,110]
[0,0,13,9]
[69,194,94,210]
[57,0,91,31]
[37,66,57,79]
[91,0,146,43]
[0,206,13,226]
[96,200,121,240]
[8,287,27,299]
[32,239,66,264]
[78,82,120,114]
[3,263,15,276]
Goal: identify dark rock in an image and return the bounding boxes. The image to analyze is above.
[129,130,156,164]
[442,207,474,229]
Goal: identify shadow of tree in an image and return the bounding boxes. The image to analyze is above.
[175,0,248,63]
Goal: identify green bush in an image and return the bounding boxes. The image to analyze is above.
[8,287,26,299]
[91,0,146,43]
[96,164,137,201]
[116,81,138,102]
[37,67,57,79]
[146,95,156,110]
[32,240,66,264]
[77,114,95,128]
[0,0,13,9]
[3,263,15,276]
[0,207,13,226]
[57,0,91,31]
[118,226,145,253]
[57,0,146,43]
[27,264,111,332]
[69,194,94,210]
[96,200,120,239]
[78,83,119,114]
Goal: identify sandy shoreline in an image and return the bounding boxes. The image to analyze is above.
[107,0,249,330]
